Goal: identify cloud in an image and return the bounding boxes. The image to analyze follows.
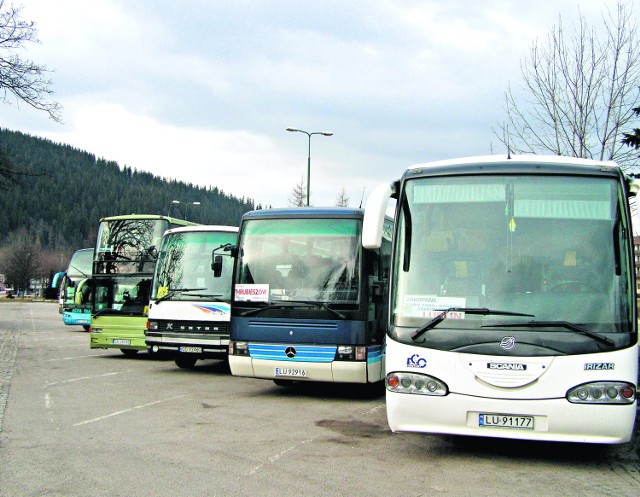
[4,0,628,211]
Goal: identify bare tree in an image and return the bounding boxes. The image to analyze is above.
[289,176,307,207]
[0,0,61,121]
[1,228,40,294]
[496,1,640,170]
[335,185,349,207]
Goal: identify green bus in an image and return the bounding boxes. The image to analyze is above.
[90,214,198,356]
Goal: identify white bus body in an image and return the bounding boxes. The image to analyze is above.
[364,155,638,444]
[146,225,238,369]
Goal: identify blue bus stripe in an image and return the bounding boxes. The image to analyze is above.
[247,343,385,363]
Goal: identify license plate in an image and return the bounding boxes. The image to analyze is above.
[479,413,534,430]
[275,367,307,378]
[112,339,131,345]
[179,346,202,353]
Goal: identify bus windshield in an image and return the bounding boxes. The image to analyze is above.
[236,218,361,303]
[94,275,152,316]
[67,249,93,279]
[61,248,93,305]
[392,174,634,353]
[152,230,237,301]
[94,218,168,274]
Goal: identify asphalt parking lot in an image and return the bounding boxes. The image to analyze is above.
[1,301,639,497]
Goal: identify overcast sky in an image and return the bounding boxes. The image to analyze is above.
[1,0,622,209]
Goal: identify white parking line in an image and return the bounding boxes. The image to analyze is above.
[73,395,186,427]
[45,353,112,361]
[45,370,137,386]
[247,438,314,476]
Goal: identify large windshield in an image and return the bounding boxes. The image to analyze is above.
[94,218,168,274]
[61,249,93,306]
[94,275,152,316]
[152,230,237,301]
[67,249,93,279]
[236,218,361,303]
[392,174,634,353]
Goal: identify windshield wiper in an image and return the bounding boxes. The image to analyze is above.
[69,264,90,278]
[92,308,122,318]
[188,293,225,301]
[481,320,615,346]
[155,287,206,304]
[241,300,346,319]
[412,307,535,341]
[286,300,346,319]
[240,301,299,317]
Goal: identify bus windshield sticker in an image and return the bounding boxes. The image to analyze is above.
[157,286,169,299]
[403,295,466,318]
[235,284,269,302]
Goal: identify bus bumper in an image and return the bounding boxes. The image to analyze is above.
[229,355,369,383]
[90,333,147,351]
[62,312,91,326]
[145,332,229,357]
[386,390,637,444]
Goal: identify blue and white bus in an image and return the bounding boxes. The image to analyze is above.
[363,155,638,443]
[228,207,392,385]
[52,248,94,330]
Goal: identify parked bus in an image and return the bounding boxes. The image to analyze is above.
[363,155,638,443]
[51,248,93,330]
[228,207,392,385]
[90,214,198,356]
[145,225,238,368]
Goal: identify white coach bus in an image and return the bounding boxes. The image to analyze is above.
[363,155,638,444]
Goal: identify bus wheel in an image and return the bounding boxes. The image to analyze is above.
[82,325,90,331]
[175,354,198,369]
[121,349,139,357]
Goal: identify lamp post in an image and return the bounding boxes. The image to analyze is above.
[286,127,333,206]
[168,200,201,220]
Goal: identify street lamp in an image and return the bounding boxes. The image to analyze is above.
[168,200,201,220]
[286,127,333,206]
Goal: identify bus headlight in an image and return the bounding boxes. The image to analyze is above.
[147,321,158,331]
[335,346,366,361]
[386,372,448,396]
[567,381,636,404]
[91,328,102,334]
[229,341,249,356]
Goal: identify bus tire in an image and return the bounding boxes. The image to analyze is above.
[175,354,198,369]
[121,349,139,357]
[82,325,90,331]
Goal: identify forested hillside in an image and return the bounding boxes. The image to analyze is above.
[0,128,257,252]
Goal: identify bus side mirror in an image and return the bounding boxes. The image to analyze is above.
[628,178,640,197]
[51,271,65,289]
[363,182,394,249]
[212,255,223,277]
